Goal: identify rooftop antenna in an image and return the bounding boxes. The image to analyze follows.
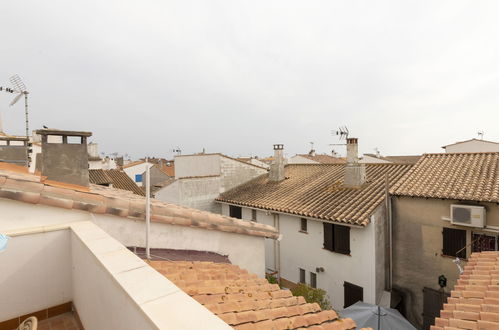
[330,126,350,146]
[9,75,30,139]
[171,147,182,156]
[477,131,484,140]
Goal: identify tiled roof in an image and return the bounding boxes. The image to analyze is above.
[150,260,358,330]
[217,164,412,226]
[432,251,499,330]
[390,152,499,203]
[297,154,346,164]
[90,169,145,196]
[105,169,146,196]
[0,162,279,239]
[89,169,113,185]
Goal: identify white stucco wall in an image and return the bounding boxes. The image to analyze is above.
[0,199,267,278]
[156,155,266,213]
[221,204,378,310]
[444,139,499,153]
[123,162,153,187]
[174,154,221,179]
[93,214,266,277]
[0,230,73,321]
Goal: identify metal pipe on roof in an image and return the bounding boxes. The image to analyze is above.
[146,157,151,260]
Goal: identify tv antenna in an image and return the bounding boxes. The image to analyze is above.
[330,126,350,146]
[171,147,182,156]
[477,131,484,140]
[5,75,30,138]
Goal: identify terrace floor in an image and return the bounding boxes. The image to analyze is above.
[37,312,80,330]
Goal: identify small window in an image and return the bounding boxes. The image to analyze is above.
[310,272,317,288]
[299,268,306,284]
[229,205,242,219]
[472,233,497,252]
[442,227,466,258]
[323,223,350,255]
[344,281,363,308]
[300,218,307,232]
[251,209,257,222]
[135,174,143,182]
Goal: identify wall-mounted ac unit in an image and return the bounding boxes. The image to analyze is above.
[450,204,486,228]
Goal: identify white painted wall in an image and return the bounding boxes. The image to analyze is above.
[174,154,221,179]
[123,162,153,186]
[444,139,499,153]
[221,204,378,310]
[0,199,267,277]
[0,230,72,321]
[93,214,266,277]
[156,155,266,213]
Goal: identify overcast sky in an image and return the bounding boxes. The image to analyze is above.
[1,1,498,159]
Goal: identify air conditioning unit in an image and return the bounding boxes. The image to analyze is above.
[450,204,486,228]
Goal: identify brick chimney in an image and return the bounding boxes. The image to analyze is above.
[35,129,92,186]
[269,144,285,182]
[344,138,366,188]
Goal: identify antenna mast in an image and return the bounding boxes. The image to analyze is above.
[9,75,29,139]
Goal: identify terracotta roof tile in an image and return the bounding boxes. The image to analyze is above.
[390,152,499,203]
[0,162,279,239]
[217,164,412,226]
[149,260,357,329]
[90,169,145,196]
[434,251,499,330]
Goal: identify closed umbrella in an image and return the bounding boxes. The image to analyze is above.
[340,301,416,330]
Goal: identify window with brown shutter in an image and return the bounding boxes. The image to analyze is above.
[299,268,305,283]
[442,227,466,259]
[229,205,242,219]
[310,272,317,288]
[344,282,363,308]
[323,223,350,255]
[300,218,308,232]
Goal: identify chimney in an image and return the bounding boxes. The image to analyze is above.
[36,129,92,186]
[269,144,285,182]
[0,134,29,166]
[344,138,366,188]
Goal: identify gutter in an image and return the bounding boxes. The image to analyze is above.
[216,201,365,229]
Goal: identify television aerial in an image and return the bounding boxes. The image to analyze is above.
[330,126,350,146]
[3,75,30,138]
[477,131,484,140]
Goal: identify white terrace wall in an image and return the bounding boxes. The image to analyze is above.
[221,204,379,310]
[0,199,267,277]
[93,213,266,277]
[174,154,220,179]
[0,230,72,321]
[123,162,153,187]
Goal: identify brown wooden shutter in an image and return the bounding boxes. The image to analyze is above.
[442,227,466,258]
[334,225,351,255]
[323,223,333,251]
[344,281,363,308]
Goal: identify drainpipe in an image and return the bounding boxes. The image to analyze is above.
[385,173,393,290]
[273,213,281,281]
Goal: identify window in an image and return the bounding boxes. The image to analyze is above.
[299,268,306,284]
[300,218,307,232]
[472,233,497,252]
[229,205,242,219]
[251,209,257,222]
[310,272,317,288]
[323,223,350,255]
[135,174,143,182]
[344,282,363,308]
[442,227,466,258]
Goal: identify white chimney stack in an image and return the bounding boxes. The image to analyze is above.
[269,144,285,182]
[344,138,366,188]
